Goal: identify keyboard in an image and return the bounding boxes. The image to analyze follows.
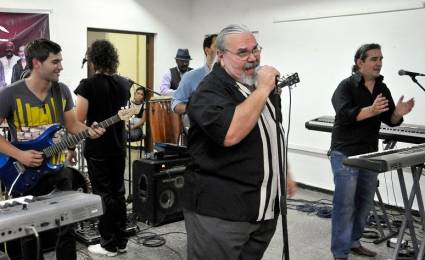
[0,191,103,243]
[305,116,425,144]
[343,143,425,172]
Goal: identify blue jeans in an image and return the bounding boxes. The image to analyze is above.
[330,150,378,258]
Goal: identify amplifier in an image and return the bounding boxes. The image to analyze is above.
[132,156,190,226]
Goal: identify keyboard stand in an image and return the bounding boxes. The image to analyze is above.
[371,186,398,244]
[391,165,425,260]
[371,140,398,244]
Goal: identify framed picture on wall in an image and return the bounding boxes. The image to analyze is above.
[0,12,50,87]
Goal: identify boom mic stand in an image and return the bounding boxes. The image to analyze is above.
[408,76,425,92]
[128,79,162,97]
[125,78,162,204]
[271,73,299,260]
[271,90,290,260]
[126,96,133,203]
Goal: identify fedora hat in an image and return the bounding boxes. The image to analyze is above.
[175,48,191,61]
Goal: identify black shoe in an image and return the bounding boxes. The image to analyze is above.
[351,245,377,257]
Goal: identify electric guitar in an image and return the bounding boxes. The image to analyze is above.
[0,107,139,195]
[276,72,300,89]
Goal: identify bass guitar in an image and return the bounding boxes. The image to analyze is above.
[0,107,139,195]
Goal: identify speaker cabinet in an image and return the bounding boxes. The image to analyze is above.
[132,156,190,226]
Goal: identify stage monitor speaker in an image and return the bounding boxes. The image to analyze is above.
[132,156,190,226]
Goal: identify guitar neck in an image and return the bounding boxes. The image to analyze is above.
[43,114,121,158]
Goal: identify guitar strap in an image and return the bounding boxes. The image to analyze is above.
[51,82,64,125]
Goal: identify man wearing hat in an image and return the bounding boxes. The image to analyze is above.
[159,48,193,96]
[0,41,20,86]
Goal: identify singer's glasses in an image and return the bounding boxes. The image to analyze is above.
[224,45,262,60]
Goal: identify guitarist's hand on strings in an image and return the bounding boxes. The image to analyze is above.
[18,150,44,167]
[87,122,106,139]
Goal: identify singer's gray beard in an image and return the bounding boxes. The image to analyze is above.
[240,63,259,87]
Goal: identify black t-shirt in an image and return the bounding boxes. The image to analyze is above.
[74,74,130,157]
[331,73,402,156]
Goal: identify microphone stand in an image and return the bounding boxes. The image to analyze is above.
[125,78,161,204]
[126,85,133,204]
[271,89,290,260]
[129,79,162,97]
[408,76,425,92]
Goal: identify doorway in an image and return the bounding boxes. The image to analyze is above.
[87,28,155,151]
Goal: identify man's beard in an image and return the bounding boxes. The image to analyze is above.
[178,65,188,73]
[239,62,259,87]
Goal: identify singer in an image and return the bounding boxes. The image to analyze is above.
[329,43,414,260]
[182,24,296,260]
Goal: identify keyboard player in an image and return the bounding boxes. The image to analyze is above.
[328,43,414,260]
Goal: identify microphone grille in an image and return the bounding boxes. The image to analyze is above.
[398,69,406,76]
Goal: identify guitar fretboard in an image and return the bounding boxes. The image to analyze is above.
[43,115,121,158]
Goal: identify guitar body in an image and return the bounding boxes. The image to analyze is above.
[0,124,64,195]
[0,106,140,195]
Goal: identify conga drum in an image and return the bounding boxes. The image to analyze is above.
[148,96,182,144]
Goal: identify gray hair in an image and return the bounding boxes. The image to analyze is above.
[216,24,251,52]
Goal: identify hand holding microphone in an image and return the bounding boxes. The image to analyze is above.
[255,65,280,94]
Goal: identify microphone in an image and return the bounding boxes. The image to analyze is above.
[127,78,135,85]
[81,58,87,69]
[398,69,425,77]
[256,66,300,88]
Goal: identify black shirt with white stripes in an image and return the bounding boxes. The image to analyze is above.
[183,63,284,222]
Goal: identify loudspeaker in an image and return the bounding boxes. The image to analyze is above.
[132,156,190,226]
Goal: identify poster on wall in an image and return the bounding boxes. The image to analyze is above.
[0,12,49,87]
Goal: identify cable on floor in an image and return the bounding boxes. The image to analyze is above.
[130,223,186,260]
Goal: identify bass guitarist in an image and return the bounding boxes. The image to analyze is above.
[0,39,105,260]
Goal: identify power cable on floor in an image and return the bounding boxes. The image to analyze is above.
[288,198,333,218]
[130,225,186,260]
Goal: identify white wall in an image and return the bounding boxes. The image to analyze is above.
[1,0,194,90]
[191,0,425,208]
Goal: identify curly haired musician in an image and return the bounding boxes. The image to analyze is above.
[0,39,104,260]
[74,40,131,257]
